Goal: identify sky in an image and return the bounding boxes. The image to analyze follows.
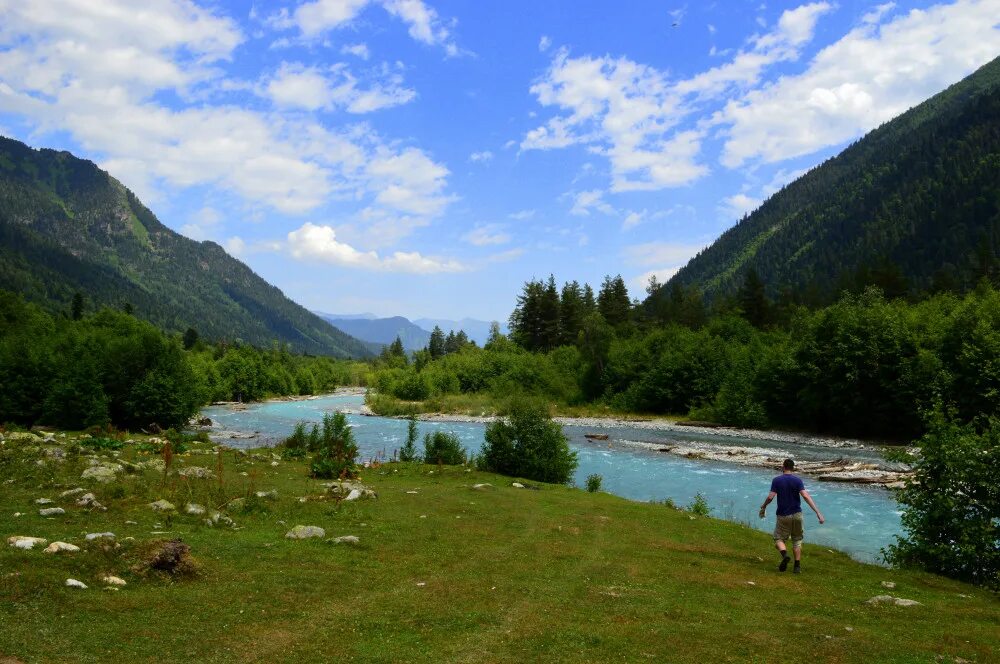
[1,0,999,321]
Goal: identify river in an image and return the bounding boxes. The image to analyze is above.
[200,393,903,564]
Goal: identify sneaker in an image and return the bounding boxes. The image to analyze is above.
[793,563,801,574]
[779,555,790,572]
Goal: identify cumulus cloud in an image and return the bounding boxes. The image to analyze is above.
[570,190,616,216]
[462,224,510,246]
[623,241,706,291]
[278,0,458,54]
[469,150,494,163]
[341,42,371,59]
[539,35,552,52]
[719,0,1000,167]
[622,209,647,231]
[719,193,762,220]
[0,0,452,219]
[261,61,415,113]
[288,222,465,273]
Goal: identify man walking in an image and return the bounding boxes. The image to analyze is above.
[759,458,824,573]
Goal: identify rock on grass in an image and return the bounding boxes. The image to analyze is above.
[286,525,325,539]
[8,536,48,550]
[44,541,80,554]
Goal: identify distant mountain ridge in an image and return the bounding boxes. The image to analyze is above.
[0,135,371,358]
[413,318,504,347]
[656,55,1000,304]
[316,314,431,351]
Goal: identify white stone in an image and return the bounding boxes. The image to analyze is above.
[59,488,86,498]
[185,503,206,515]
[8,536,48,550]
[100,575,127,587]
[34,498,53,505]
[39,507,65,516]
[44,541,80,554]
[472,483,493,490]
[65,579,88,589]
[85,532,115,541]
[81,466,117,483]
[881,581,896,589]
[255,490,278,500]
[511,482,525,488]
[148,499,176,512]
[865,595,921,607]
[406,491,419,494]
[344,489,362,501]
[178,466,215,479]
[330,535,360,545]
[285,525,325,539]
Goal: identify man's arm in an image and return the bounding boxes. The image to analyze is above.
[759,491,776,518]
[800,489,825,524]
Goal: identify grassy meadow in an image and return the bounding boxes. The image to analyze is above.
[0,432,996,663]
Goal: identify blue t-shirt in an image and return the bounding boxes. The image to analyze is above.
[770,473,805,516]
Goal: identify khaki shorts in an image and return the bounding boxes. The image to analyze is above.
[773,512,804,546]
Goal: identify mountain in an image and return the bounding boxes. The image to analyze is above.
[315,314,431,351]
[0,136,371,358]
[414,318,505,347]
[657,56,1000,304]
[315,312,378,320]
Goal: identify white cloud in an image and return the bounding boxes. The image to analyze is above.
[622,209,647,231]
[288,222,465,273]
[462,224,510,246]
[469,150,494,163]
[862,2,896,24]
[570,190,616,216]
[539,35,552,52]
[623,241,706,291]
[281,0,458,53]
[341,42,371,59]
[719,193,762,219]
[225,236,247,256]
[719,0,1000,167]
[366,147,454,217]
[0,1,451,219]
[262,62,415,113]
[508,209,536,220]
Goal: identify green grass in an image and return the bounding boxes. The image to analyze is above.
[366,392,681,421]
[1,435,997,663]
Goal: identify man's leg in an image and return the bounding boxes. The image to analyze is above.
[774,517,791,571]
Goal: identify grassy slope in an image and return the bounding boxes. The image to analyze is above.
[0,437,996,663]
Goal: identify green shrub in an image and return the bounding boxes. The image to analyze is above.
[479,400,578,484]
[81,437,123,451]
[422,430,466,465]
[309,412,359,480]
[280,422,309,459]
[884,412,999,589]
[688,493,711,516]
[586,474,602,493]
[399,414,420,462]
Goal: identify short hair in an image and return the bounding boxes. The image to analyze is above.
[782,458,795,470]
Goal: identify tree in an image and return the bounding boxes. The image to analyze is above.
[183,327,200,350]
[71,292,85,321]
[884,413,999,590]
[428,326,446,359]
[582,284,596,314]
[597,275,630,326]
[485,321,505,349]
[423,430,466,465]
[479,400,578,484]
[559,281,586,345]
[737,268,770,328]
[444,330,458,355]
[510,278,560,352]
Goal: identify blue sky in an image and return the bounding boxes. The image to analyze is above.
[1,0,998,321]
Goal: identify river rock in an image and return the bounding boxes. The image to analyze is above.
[185,503,206,515]
[141,459,166,472]
[65,578,88,589]
[255,490,278,500]
[44,541,80,554]
[881,581,896,589]
[39,507,65,516]
[344,489,362,501]
[8,536,48,550]
[865,595,921,607]
[472,483,494,491]
[100,575,127,587]
[286,525,325,539]
[178,466,215,479]
[60,488,86,498]
[85,532,115,541]
[512,482,525,488]
[330,535,360,545]
[35,497,54,505]
[7,431,43,443]
[81,466,117,483]
[149,499,176,512]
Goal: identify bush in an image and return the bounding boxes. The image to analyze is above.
[81,437,124,451]
[688,493,711,516]
[280,422,309,459]
[422,430,466,465]
[586,474,602,493]
[479,400,578,484]
[309,412,359,479]
[399,414,420,462]
[883,412,999,589]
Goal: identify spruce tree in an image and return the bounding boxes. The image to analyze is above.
[428,326,446,359]
[597,275,630,326]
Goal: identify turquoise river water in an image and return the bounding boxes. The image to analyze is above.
[201,394,903,563]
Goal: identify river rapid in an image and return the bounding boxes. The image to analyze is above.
[200,393,903,563]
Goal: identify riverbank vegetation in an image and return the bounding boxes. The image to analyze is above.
[368,276,1000,443]
[1,431,997,663]
[0,289,367,431]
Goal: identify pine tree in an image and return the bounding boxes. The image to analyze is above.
[428,326,446,359]
[183,327,199,350]
[71,292,84,321]
[597,275,630,326]
[388,336,406,359]
[738,268,770,328]
[559,280,585,345]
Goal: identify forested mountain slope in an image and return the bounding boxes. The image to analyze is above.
[657,55,1000,304]
[0,136,370,358]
